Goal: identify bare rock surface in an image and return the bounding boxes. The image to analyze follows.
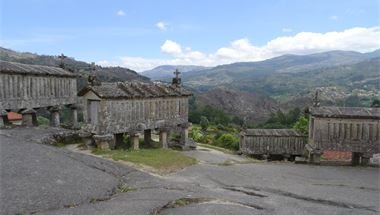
[1,127,379,215]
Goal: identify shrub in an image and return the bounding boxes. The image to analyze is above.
[37,116,49,127]
[215,133,239,151]
[190,127,204,142]
[200,116,209,131]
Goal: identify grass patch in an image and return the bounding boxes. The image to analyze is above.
[92,148,197,174]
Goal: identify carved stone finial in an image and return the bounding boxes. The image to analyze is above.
[58,53,67,69]
[88,62,101,86]
[172,69,182,86]
[313,90,320,107]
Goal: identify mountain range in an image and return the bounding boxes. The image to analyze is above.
[2,47,379,125]
[142,65,208,80]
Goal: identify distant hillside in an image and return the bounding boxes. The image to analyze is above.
[183,50,380,90]
[195,88,279,124]
[142,65,208,81]
[0,47,150,89]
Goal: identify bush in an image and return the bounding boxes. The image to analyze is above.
[37,116,49,127]
[215,133,239,151]
[190,127,204,142]
[200,116,209,131]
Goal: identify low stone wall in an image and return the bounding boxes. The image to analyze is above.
[38,130,82,146]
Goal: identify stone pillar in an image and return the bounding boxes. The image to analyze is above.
[352,152,361,166]
[70,104,79,128]
[93,134,115,150]
[180,123,190,149]
[144,129,152,146]
[21,108,37,126]
[159,129,168,149]
[79,131,93,149]
[114,133,124,148]
[48,106,61,127]
[0,108,7,128]
[130,133,140,150]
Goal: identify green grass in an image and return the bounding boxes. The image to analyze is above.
[92,148,197,174]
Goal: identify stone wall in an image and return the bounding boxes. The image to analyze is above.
[0,74,77,110]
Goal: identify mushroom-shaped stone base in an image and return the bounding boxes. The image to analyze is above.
[93,134,115,150]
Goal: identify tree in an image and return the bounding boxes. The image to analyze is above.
[371,98,380,108]
[293,116,309,135]
[200,116,209,131]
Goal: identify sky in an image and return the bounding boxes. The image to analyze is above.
[1,0,379,72]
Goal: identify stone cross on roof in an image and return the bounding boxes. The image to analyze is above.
[172,69,182,86]
[174,69,180,78]
[313,90,320,107]
[88,62,100,86]
[58,53,67,69]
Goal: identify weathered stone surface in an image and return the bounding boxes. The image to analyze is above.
[21,108,37,126]
[93,134,115,150]
[78,81,191,138]
[308,106,380,164]
[0,61,78,110]
[159,130,168,149]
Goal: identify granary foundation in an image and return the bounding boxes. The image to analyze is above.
[159,128,168,149]
[180,123,190,149]
[79,131,93,149]
[48,106,61,127]
[130,132,140,150]
[70,104,79,128]
[21,109,37,126]
[93,134,115,150]
[0,108,8,128]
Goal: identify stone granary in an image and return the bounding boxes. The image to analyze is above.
[307,106,380,165]
[240,129,307,160]
[77,74,192,150]
[0,60,78,128]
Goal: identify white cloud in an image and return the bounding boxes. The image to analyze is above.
[161,40,182,56]
[116,10,126,16]
[156,21,168,31]
[329,15,338,20]
[282,28,293,32]
[98,26,380,72]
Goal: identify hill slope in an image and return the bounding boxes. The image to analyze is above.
[142,65,208,80]
[0,47,149,89]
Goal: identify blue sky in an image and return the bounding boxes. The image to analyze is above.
[1,0,379,71]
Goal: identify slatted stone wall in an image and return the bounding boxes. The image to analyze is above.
[310,117,380,155]
[0,73,77,110]
[240,129,307,156]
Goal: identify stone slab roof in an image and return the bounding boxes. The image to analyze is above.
[0,60,77,77]
[310,106,380,120]
[242,129,306,137]
[78,81,192,99]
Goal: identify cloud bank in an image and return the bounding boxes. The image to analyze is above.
[99,26,380,72]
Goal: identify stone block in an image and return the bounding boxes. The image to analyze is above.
[93,134,115,150]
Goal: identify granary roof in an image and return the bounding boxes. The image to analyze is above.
[0,60,77,77]
[310,106,380,120]
[242,129,306,137]
[78,81,192,99]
